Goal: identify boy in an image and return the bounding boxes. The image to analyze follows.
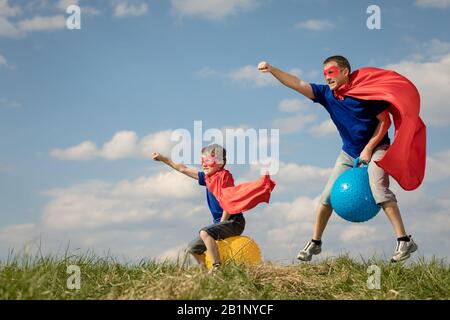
[152,144,246,271]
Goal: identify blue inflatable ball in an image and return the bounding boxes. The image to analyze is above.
[330,157,381,222]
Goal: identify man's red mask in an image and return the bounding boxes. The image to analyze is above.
[323,66,341,78]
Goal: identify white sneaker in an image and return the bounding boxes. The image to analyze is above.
[391,236,418,263]
[297,241,322,262]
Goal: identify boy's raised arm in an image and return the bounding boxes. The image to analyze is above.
[152,152,199,180]
[258,61,315,100]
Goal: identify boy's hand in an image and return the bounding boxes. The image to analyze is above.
[258,61,272,73]
[152,152,163,161]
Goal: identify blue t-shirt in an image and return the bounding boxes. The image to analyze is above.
[198,171,243,224]
[310,83,390,158]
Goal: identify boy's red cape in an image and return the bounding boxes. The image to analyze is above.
[205,169,276,214]
[333,67,426,190]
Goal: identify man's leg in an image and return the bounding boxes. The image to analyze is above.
[382,201,406,237]
[369,145,418,262]
[312,203,333,241]
[297,151,353,261]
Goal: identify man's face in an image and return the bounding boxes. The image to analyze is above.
[323,61,349,90]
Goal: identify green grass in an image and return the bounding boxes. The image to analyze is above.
[0,252,448,300]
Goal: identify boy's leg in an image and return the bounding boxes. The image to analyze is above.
[186,236,207,267]
[191,253,206,266]
[200,230,220,265]
[199,215,246,267]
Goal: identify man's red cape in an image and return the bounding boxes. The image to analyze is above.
[333,67,426,190]
[205,169,276,214]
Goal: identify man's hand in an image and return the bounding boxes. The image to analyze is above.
[360,147,373,164]
[152,152,163,161]
[258,61,272,73]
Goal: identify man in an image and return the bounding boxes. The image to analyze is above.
[258,56,424,262]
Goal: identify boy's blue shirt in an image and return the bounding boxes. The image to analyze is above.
[198,171,243,224]
[310,83,391,158]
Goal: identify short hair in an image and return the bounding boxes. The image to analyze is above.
[323,55,351,74]
[201,144,226,163]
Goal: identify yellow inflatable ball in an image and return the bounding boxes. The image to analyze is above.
[205,235,262,270]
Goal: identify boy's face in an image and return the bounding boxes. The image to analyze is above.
[201,153,224,176]
[323,61,350,91]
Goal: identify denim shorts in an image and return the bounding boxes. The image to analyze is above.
[320,144,397,206]
[186,214,246,255]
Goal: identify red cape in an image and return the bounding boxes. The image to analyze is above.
[205,169,276,214]
[333,67,426,190]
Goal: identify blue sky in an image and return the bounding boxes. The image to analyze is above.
[1,0,449,263]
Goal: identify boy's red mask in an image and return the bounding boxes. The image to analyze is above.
[323,66,341,78]
[201,155,217,167]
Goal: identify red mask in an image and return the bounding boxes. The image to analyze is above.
[201,155,217,167]
[323,66,341,78]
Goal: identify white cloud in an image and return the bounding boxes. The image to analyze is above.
[0,53,7,66]
[385,53,450,126]
[272,113,317,134]
[102,131,138,160]
[171,0,257,20]
[309,119,337,136]
[0,0,22,17]
[50,130,176,161]
[425,149,450,182]
[2,159,450,262]
[57,0,79,11]
[0,224,37,244]
[278,99,310,113]
[157,244,186,261]
[415,0,450,8]
[50,140,98,160]
[230,65,302,87]
[295,19,334,31]
[17,15,66,32]
[0,16,22,37]
[340,225,380,242]
[201,65,302,88]
[42,171,203,229]
[0,1,98,38]
[114,1,148,17]
[57,0,100,15]
[228,65,279,87]
[245,160,332,194]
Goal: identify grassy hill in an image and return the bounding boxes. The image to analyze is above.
[0,253,448,300]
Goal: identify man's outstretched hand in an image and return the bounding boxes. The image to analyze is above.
[258,61,272,73]
[152,152,163,161]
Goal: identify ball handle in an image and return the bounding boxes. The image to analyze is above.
[354,157,370,168]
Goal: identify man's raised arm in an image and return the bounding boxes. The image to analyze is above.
[258,61,315,100]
